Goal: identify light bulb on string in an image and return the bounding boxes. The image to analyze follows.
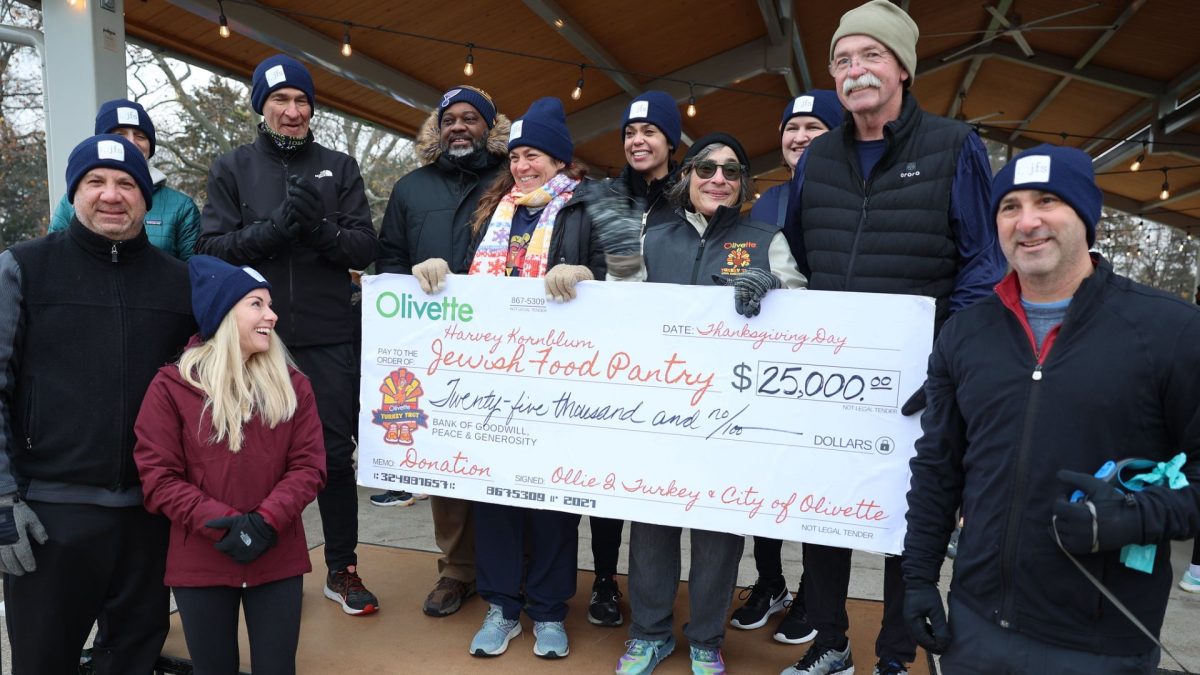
[341,24,352,57]
[1160,169,1170,200]
[686,81,697,118]
[218,0,230,38]
[463,44,475,77]
[1130,141,1146,171]
[571,65,585,101]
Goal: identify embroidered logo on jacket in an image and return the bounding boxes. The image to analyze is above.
[900,162,921,178]
[372,368,428,445]
[315,169,333,179]
[721,241,757,275]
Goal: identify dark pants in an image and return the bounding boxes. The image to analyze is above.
[940,596,1159,674]
[4,501,169,675]
[475,501,581,621]
[753,536,784,581]
[291,343,359,572]
[173,576,303,675]
[803,542,914,663]
[1191,538,1200,566]
[590,516,624,578]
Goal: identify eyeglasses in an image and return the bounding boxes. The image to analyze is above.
[829,48,892,74]
[691,160,746,181]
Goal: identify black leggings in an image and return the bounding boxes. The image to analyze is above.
[173,576,303,675]
[1192,538,1200,566]
[590,516,624,578]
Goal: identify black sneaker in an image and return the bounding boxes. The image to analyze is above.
[369,490,416,507]
[730,576,790,630]
[587,575,623,627]
[774,599,818,644]
[873,658,908,675]
[324,565,379,615]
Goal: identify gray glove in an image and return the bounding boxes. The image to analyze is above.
[0,494,48,576]
[713,268,782,317]
[590,185,644,257]
[412,258,451,294]
[544,264,594,302]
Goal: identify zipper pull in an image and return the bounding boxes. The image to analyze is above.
[641,211,648,227]
[1032,364,1043,381]
[110,243,118,263]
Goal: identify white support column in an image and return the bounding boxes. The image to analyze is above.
[42,0,126,207]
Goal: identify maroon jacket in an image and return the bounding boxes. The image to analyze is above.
[134,359,326,588]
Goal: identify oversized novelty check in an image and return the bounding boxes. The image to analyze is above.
[357,274,934,554]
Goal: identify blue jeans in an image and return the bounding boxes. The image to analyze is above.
[627,522,744,650]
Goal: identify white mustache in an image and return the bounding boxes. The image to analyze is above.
[842,73,883,94]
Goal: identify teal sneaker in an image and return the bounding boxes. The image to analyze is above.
[616,636,676,674]
[469,604,521,657]
[533,620,569,658]
[690,645,726,674]
[1180,570,1200,592]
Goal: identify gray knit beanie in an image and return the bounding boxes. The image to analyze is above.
[830,0,919,79]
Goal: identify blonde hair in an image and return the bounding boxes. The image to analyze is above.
[178,309,297,452]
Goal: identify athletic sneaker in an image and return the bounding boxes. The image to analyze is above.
[1180,570,1200,592]
[470,604,522,656]
[369,490,416,507]
[730,576,791,629]
[774,600,817,644]
[533,620,570,658]
[616,636,676,674]
[690,645,726,674]
[781,641,854,675]
[873,658,907,675]
[588,575,624,627]
[324,565,379,615]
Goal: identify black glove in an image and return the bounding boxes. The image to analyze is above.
[712,268,782,317]
[268,198,301,241]
[206,512,277,564]
[590,183,644,256]
[1052,470,1144,554]
[287,175,324,236]
[901,384,927,416]
[903,583,951,654]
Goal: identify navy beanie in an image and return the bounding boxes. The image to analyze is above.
[94,99,156,158]
[251,55,316,115]
[438,85,497,129]
[188,255,272,339]
[509,97,574,164]
[66,134,154,211]
[622,91,682,150]
[683,132,750,169]
[991,143,1102,246]
[780,90,842,133]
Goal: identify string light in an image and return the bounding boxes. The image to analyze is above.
[463,43,475,77]
[686,81,697,118]
[1160,169,1171,200]
[1130,141,1146,171]
[218,0,230,38]
[571,64,585,101]
[341,23,352,57]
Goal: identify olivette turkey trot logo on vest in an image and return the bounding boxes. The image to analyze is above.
[375,291,476,322]
[720,241,757,275]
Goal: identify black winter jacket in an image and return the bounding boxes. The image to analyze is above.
[904,257,1200,655]
[378,109,512,274]
[2,221,194,494]
[466,179,606,280]
[197,131,378,348]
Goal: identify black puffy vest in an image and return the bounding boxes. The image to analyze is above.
[800,93,968,327]
[644,206,776,286]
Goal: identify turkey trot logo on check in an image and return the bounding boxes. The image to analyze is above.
[371,368,429,445]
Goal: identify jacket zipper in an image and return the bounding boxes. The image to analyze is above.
[112,263,128,490]
[280,160,297,338]
[997,319,1060,627]
[111,243,118,263]
[844,195,869,285]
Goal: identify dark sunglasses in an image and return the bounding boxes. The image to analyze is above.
[691,160,746,181]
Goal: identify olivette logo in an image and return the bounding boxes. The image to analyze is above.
[376,292,475,322]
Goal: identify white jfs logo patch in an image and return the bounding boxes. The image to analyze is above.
[629,100,649,119]
[792,96,814,114]
[1013,155,1052,184]
[96,140,125,161]
[116,107,140,126]
[510,120,524,140]
[265,64,286,88]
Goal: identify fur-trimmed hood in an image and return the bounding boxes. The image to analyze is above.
[415,108,511,166]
